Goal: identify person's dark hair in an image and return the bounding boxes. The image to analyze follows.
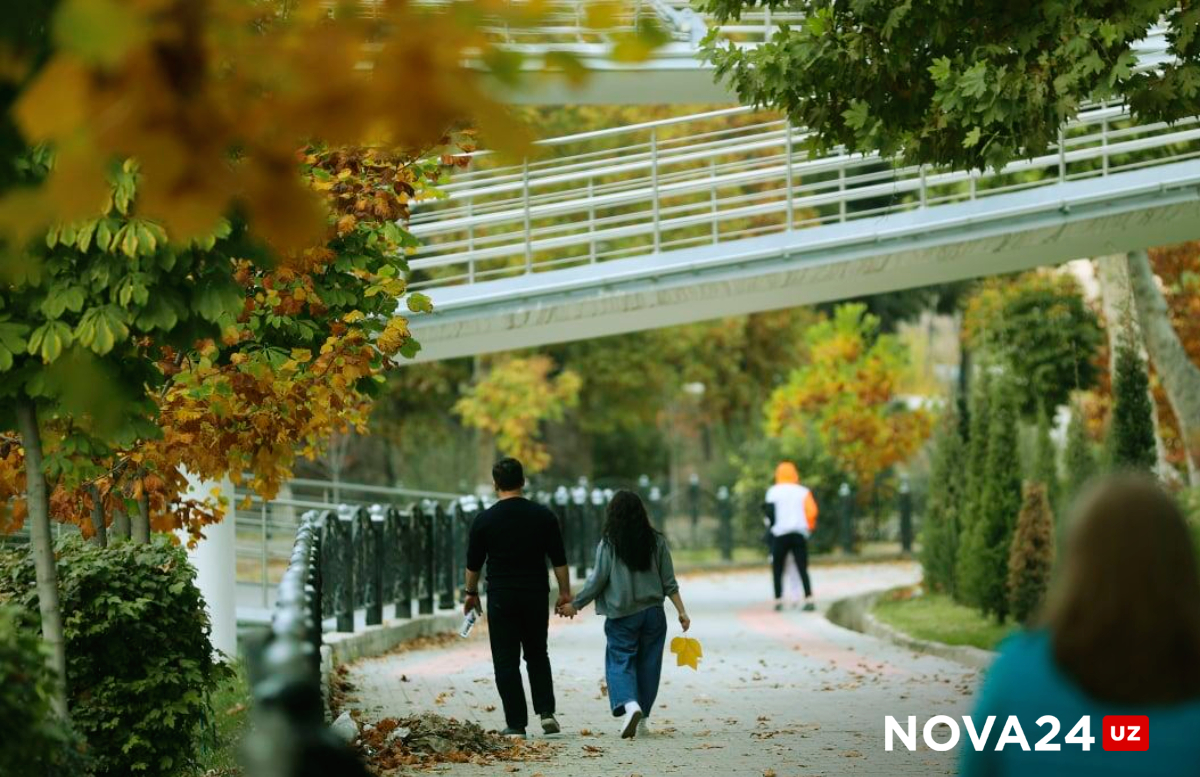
[602,490,660,572]
[492,458,525,492]
[1043,473,1200,705]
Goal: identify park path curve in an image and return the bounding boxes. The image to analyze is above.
[345,563,979,776]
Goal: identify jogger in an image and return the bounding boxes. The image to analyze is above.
[771,532,812,601]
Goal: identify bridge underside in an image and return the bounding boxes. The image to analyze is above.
[407,161,1200,362]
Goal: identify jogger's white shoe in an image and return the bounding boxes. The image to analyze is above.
[619,702,643,739]
[636,718,651,737]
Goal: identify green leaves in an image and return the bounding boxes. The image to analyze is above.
[194,280,242,323]
[27,320,73,363]
[406,292,434,314]
[75,305,129,356]
[39,284,86,319]
[0,321,30,371]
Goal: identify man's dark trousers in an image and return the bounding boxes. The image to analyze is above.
[486,589,555,730]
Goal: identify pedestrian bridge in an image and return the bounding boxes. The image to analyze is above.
[403,99,1200,362]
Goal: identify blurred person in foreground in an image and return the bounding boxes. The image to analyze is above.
[961,473,1200,776]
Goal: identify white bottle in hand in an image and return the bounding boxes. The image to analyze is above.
[460,606,482,638]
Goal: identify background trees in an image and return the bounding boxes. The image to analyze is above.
[698,0,1198,171]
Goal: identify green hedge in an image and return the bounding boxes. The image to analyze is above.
[0,538,228,777]
[0,605,88,777]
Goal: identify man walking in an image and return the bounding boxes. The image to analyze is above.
[464,457,572,739]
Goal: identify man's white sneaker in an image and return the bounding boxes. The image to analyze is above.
[619,702,643,739]
[636,718,651,737]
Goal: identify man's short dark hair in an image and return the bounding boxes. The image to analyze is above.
[492,458,525,491]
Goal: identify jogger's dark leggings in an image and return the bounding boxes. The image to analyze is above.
[771,532,812,599]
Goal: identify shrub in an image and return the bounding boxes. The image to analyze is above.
[0,605,89,777]
[1033,408,1060,520]
[920,412,966,595]
[960,374,1022,622]
[0,538,228,777]
[1063,403,1097,513]
[955,366,992,604]
[1007,482,1056,625]
[1106,328,1157,472]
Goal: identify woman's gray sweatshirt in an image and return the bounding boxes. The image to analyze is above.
[571,535,679,619]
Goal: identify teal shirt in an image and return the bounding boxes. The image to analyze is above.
[962,630,1200,776]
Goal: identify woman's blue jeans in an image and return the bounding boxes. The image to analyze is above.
[604,605,668,718]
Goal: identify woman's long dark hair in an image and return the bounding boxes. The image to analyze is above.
[603,490,660,572]
[1043,473,1200,705]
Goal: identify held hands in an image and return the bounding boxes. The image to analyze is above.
[555,595,578,619]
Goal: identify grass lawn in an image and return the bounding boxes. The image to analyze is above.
[871,590,1017,651]
[195,662,251,776]
[671,546,768,566]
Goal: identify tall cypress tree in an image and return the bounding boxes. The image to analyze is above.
[1107,328,1157,473]
[921,410,966,595]
[1063,402,1096,513]
[1033,406,1061,519]
[1007,481,1056,625]
[955,366,991,603]
[960,374,1022,622]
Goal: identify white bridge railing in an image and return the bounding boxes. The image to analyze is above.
[406,28,1184,289]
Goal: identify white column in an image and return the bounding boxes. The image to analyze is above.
[179,473,238,660]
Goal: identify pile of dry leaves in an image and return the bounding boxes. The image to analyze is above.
[356,713,556,774]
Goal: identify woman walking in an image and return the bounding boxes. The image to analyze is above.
[558,490,690,739]
[961,474,1200,776]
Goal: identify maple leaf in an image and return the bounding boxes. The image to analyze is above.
[670,636,703,670]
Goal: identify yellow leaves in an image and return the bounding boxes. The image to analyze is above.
[453,355,581,473]
[670,636,703,670]
[54,0,147,67]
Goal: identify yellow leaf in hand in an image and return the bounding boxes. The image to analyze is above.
[670,636,703,670]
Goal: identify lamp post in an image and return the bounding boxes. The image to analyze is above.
[839,482,854,555]
[899,475,913,555]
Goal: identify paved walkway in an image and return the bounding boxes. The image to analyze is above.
[346,563,980,776]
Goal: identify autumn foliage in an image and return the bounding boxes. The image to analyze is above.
[764,304,933,499]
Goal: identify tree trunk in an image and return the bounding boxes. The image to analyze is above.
[1127,249,1200,486]
[87,484,107,548]
[111,504,131,540]
[133,486,151,544]
[16,398,69,720]
[1094,255,1173,478]
[472,355,495,490]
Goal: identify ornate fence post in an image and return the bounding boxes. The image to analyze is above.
[688,473,701,547]
[418,502,435,615]
[717,485,733,562]
[898,475,913,554]
[571,485,589,578]
[648,485,665,533]
[321,509,355,633]
[390,507,413,620]
[362,506,384,627]
[839,482,855,555]
[438,503,456,611]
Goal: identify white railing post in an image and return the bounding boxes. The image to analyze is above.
[466,198,476,283]
[785,119,794,229]
[969,169,977,200]
[1058,128,1066,182]
[709,157,718,244]
[588,176,597,262]
[838,159,846,223]
[919,166,928,208]
[522,158,532,272]
[651,128,661,252]
[1101,117,1109,176]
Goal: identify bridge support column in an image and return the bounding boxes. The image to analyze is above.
[179,473,238,660]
